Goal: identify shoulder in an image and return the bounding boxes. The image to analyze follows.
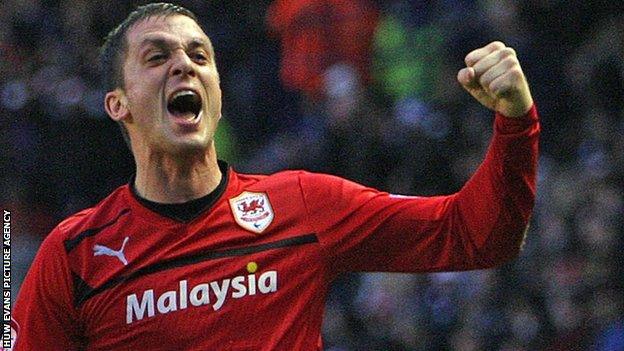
[51,185,131,246]
[233,168,343,190]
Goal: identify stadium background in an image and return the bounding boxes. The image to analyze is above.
[1,0,623,350]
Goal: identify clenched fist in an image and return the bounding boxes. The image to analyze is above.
[457,41,534,118]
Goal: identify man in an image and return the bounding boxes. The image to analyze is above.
[11,3,539,350]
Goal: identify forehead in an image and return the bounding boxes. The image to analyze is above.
[125,15,210,51]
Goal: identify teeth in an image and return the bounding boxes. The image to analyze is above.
[172,90,196,100]
[185,111,198,120]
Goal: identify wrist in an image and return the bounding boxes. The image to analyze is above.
[497,96,534,118]
[495,103,538,134]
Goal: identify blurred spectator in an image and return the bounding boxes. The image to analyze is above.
[267,0,378,100]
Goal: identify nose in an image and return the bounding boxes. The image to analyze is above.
[170,50,196,78]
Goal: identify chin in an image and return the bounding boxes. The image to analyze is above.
[166,137,213,155]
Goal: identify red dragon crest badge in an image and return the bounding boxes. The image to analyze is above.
[229,191,274,233]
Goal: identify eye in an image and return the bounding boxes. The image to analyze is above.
[147,53,167,62]
[192,52,208,63]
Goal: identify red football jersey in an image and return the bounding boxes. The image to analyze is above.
[12,109,539,350]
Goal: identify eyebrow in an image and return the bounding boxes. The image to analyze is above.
[187,38,211,51]
[138,37,170,51]
[138,37,212,52]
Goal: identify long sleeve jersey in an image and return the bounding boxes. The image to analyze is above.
[11,106,539,350]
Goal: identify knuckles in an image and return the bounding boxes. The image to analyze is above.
[509,66,522,75]
[489,41,506,50]
[499,47,516,58]
[490,68,523,96]
[463,41,527,95]
[465,42,518,68]
[460,41,532,112]
[502,56,518,69]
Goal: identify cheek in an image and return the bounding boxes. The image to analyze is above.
[128,82,163,110]
[208,77,222,106]
[201,68,221,88]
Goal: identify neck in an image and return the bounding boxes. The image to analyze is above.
[133,145,222,204]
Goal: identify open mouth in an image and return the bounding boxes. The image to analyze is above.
[167,90,202,120]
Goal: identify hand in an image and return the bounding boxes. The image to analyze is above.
[457,41,534,118]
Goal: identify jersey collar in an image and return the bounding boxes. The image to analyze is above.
[129,160,230,223]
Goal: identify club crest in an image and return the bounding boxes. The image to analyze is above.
[229,191,274,233]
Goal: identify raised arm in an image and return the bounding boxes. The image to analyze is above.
[300,41,539,274]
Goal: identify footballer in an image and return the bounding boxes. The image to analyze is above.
[11,3,539,350]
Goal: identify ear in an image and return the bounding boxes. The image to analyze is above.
[104,89,131,122]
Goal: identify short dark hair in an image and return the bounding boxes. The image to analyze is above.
[99,2,199,92]
[98,3,200,149]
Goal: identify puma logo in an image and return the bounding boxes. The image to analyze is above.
[94,237,130,266]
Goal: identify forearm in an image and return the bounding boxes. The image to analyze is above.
[452,105,539,267]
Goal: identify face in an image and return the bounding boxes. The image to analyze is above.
[107,15,222,155]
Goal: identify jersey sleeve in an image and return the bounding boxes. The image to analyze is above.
[12,228,83,350]
[299,106,539,275]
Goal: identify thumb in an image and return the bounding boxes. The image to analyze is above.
[457,67,495,110]
[457,67,478,89]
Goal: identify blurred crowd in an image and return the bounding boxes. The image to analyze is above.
[1,0,623,350]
